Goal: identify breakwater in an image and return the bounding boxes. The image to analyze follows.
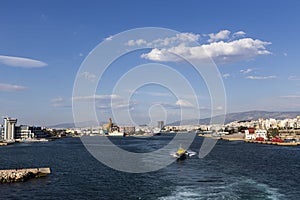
[244,139,299,146]
[0,168,51,183]
[0,142,7,146]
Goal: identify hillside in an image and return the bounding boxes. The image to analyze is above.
[168,110,300,126]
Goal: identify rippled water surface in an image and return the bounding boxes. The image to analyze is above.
[0,135,299,199]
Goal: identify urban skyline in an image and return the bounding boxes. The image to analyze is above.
[1,1,300,126]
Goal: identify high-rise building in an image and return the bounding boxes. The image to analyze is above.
[3,117,17,141]
[0,124,3,140]
[157,121,164,129]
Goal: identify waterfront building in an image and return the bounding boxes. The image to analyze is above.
[244,128,268,140]
[0,124,3,140]
[294,116,300,129]
[244,129,256,140]
[121,126,135,134]
[255,129,268,140]
[157,121,164,129]
[15,125,48,139]
[30,126,48,138]
[3,118,17,141]
[15,125,34,140]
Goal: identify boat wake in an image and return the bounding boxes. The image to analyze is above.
[159,178,285,200]
[170,150,197,159]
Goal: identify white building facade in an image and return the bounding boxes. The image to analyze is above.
[3,117,17,141]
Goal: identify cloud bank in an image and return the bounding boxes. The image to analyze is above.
[246,75,276,80]
[0,55,47,68]
[0,83,27,91]
[207,30,231,43]
[127,30,271,64]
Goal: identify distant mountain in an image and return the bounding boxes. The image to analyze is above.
[168,110,300,126]
[49,122,75,129]
[49,111,300,128]
[49,120,106,129]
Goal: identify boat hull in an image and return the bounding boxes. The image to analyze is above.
[176,153,187,160]
[107,132,124,137]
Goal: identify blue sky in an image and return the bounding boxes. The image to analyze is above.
[0,0,300,126]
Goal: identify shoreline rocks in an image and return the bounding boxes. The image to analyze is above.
[0,168,51,183]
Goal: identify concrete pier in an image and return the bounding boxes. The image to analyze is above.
[0,142,8,146]
[0,168,51,183]
[244,140,299,146]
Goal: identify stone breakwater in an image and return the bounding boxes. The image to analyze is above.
[0,168,51,183]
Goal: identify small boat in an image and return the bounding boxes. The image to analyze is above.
[175,146,188,160]
[151,128,161,135]
[21,138,49,142]
[171,145,197,160]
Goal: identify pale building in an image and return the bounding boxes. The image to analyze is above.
[15,125,34,140]
[244,130,256,140]
[255,129,268,140]
[157,121,164,129]
[121,126,135,134]
[0,124,3,140]
[3,117,17,141]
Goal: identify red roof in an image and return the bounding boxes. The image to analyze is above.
[248,128,255,134]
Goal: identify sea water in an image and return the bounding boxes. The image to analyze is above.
[0,135,299,199]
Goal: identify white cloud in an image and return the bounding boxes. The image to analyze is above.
[71,93,135,111]
[0,83,27,91]
[51,97,64,102]
[149,33,200,47]
[93,95,137,110]
[142,38,271,64]
[50,97,72,108]
[223,73,230,79]
[240,68,254,74]
[105,36,113,41]
[152,99,194,110]
[72,94,121,101]
[207,30,231,43]
[125,30,270,65]
[0,55,47,68]
[233,31,246,38]
[126,32,200,48]
[136,91,172,97]
[214,106,224,110]
[72,94,129,109]
[202,38,271,61]
[175,99,193,107]
[50,97,66,107]
[280,95,300,99]
[288,76,300,81]
[110,101,137,109]
[141,48,183,62]
[80,72,97,82]
[126,39,147,46]
[246,75,276,80]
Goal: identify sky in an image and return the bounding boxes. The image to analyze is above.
[0,0,300,126]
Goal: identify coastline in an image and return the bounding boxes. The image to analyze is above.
[198,133,300,146]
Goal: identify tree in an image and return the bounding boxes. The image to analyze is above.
[268,128,279,138]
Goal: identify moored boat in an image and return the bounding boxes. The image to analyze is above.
[108,131,124,137]
[103,118,124,137]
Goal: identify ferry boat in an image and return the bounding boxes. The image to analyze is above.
[108,130,124,137]
[103,118,124,136]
